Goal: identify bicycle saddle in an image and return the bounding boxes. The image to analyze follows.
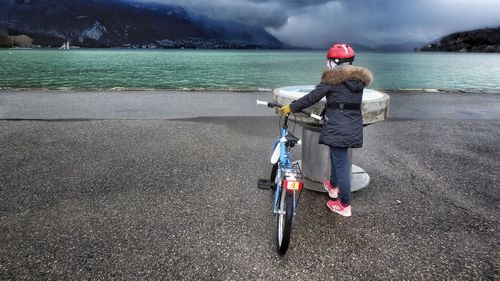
[285,133,300,144]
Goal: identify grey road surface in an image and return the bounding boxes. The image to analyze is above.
[0,90,499,280]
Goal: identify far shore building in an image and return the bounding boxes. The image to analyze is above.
[0,32,34,48]
[10,34,34,48]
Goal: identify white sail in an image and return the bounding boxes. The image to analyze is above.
[59,41,70,50]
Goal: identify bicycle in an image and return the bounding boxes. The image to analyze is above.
[256,100,321,255]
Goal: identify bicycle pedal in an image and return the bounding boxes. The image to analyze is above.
[257,179,272,190]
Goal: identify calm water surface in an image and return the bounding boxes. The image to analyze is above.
[1,49,499,90]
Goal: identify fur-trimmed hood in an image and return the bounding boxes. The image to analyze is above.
[321,66,373,86]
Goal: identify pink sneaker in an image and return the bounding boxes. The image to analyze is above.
[323,180,339,199]
[326,200,351,217]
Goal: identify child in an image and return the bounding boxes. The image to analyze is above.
[279,44,373,217]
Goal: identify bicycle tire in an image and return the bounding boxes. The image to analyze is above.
[276,186,294,255]
[270,163,278,190]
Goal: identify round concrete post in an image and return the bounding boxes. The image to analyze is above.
[274,86,390,193]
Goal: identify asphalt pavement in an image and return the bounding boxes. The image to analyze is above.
[0,90,499,280]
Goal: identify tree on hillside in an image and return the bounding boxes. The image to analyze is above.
[0,27,11,47]
[421,27,500,52]
[0,27,8,37]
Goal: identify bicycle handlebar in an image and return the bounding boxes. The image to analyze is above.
[256,99,282,108]
[256,100,322,121]
[256,100,270,106]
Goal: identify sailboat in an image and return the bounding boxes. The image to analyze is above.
[59,41,70,50]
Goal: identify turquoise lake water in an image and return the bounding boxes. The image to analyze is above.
[1,49,499,91]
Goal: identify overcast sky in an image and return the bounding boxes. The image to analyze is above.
[135,0,500,47]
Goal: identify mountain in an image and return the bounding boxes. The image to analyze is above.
[319,41,375,52]
[419,27,500,52]
[0,0,284,49]
[376,41,425,52]
[319,40,428,52]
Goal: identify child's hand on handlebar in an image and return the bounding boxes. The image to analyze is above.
[279,105,292,115]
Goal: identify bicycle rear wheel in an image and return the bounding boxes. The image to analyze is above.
[276,186,294,255]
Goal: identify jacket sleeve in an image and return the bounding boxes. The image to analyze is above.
[289,83,330,113]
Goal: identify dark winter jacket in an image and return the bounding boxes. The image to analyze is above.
[289,66,373,148]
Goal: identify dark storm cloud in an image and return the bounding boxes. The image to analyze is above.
[134,0,335,27]
[133,0,500,47]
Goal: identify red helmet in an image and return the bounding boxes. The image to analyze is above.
[327,44,355,64]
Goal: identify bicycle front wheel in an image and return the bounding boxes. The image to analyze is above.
[276,186,294,255]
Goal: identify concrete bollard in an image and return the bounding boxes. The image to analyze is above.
[273,86,390,192]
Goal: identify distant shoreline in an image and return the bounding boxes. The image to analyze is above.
[5,45,500,53]
[6,46,500,53]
